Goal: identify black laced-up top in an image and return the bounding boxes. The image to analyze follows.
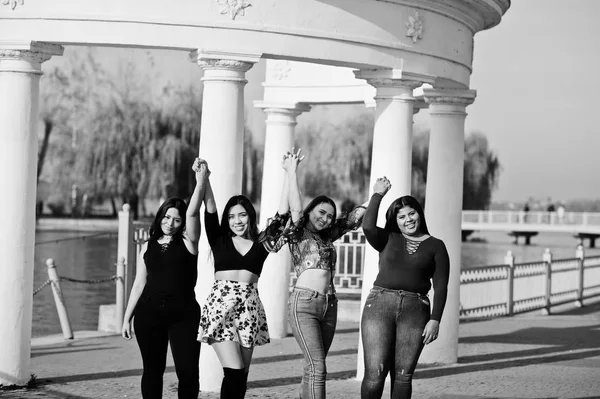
[142,236,198,304]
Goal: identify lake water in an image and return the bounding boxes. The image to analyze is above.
[32,229,600,337]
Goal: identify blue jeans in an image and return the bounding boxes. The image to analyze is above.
[288,286,338,399]
[360,286,430,399]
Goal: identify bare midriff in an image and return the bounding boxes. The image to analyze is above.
[295,268,332,294]
[215,269,259,284]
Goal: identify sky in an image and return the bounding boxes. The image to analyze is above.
[42,0,600,204]
[462,0,600,203]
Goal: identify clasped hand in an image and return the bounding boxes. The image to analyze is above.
[373,176,392,196]
[192,158,210,181]
[282,147,305,172]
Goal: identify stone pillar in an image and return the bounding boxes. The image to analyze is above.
[0,41,63,386]
[190,50,260,392]
[353,70,424,378]
[420,88,476,364]
[254,102,310,339]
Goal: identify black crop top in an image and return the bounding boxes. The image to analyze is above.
[204,210,286,276]
[142,236,198,302]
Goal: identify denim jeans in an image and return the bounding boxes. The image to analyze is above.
[360,286,430,399]
[288,286,338,399]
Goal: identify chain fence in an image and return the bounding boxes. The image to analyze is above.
[32,274,121,297]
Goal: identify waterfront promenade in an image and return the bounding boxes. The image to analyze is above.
[3,301,599,399]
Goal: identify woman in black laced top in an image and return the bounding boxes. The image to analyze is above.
[198,160,289,399]
[121,158,208,399]
[361,176,450,399]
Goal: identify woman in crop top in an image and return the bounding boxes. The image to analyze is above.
[121,158,207,399]
[360,177,450,399]
[279,149,366,399]
[198,160,289,399]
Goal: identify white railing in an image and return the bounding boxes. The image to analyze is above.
[462,210,600,227]
[459,247,600,318]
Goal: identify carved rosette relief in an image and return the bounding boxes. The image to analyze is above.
[405,11,424,43]
[216,0,251,20]
[271,60,291,81]
[1,0,24,9]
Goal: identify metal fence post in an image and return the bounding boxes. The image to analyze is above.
[542,248,552,315]
[504,250,515,316]
[115,257,125,334]
[46,259,74,339]
[118,204,134,308]
[575,244,585,307]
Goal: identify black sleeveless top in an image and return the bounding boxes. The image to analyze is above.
[141,236,198,304]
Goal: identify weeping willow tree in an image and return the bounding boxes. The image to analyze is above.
[39,49,111,183]
[295,112,373,204]
[291,113,500,210]
[77,84,202,219]
[411,130,501,209]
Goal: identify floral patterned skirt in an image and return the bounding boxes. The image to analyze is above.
[199,279,270,348]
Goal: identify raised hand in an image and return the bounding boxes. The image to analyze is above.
[192,158,210,182]
[282,147,305,172]
[373,176,392,196]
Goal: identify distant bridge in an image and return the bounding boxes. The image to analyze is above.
[461,211,600,246]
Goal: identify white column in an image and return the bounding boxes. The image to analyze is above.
[190,50,260,392]
[254,103,309,339]
[0,41,63,386]
[420,88,476,364]
[353,70,424,379]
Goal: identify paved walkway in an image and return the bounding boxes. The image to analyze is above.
[2,302,600,399]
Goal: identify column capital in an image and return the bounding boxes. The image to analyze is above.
[254,101,311,115]
[423,88,477,105]
[355,70,431,102]
[254,101,311,126]
[0,41,63,73]
[190,49,261,72]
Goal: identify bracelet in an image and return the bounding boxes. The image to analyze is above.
[290,208,302,212]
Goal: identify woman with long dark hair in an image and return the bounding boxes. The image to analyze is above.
[279,149,367,399]
[198,160,289,399]
[360,176,450,399]
[121,158,207,399]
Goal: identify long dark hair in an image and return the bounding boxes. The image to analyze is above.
[289,195,338,242]
[220,195,259,241]
[149,197,188,241]
[384,195,430,235]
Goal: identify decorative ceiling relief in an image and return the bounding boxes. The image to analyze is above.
[2,0,24,9]
[271,60,291,81]
[217,0,251,20]
[405,11,424,43]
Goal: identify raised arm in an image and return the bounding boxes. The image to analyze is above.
[203,176,217,214]
[277,163,290,215]
[185,158,209,246]
[363,177,392,252]
[283,148,304,223]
